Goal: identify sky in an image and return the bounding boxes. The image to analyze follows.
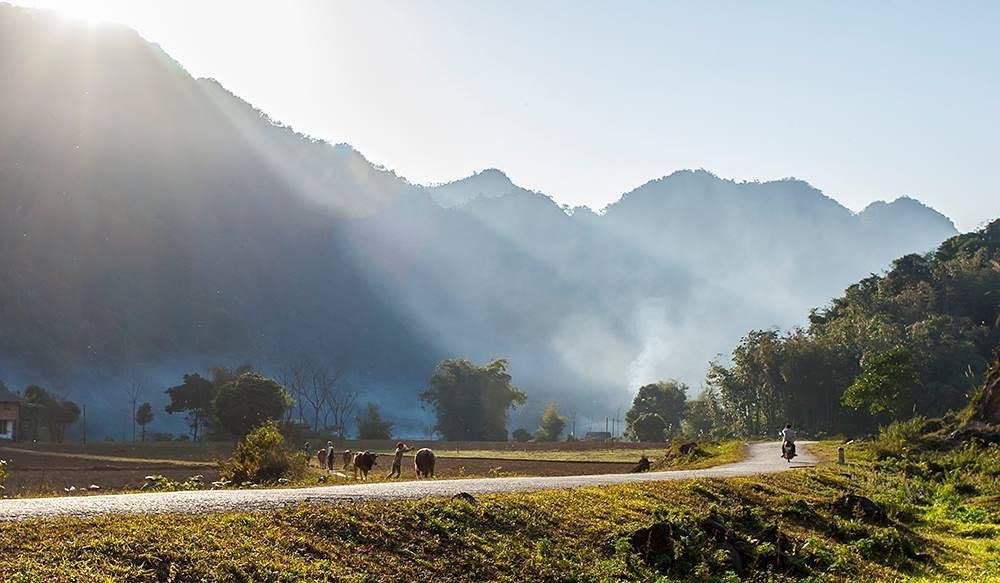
[11,0,1000,231]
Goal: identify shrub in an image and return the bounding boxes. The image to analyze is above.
[0,458,7,492]
[219,420,308,485]
[874,417,926,459]
[511,428,532,442]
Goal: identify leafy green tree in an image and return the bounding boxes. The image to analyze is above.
[212,373,292,438]
[535,403,566,442]
[165,366,257,440]
[842,347,919,417]
[420,358,527,441]
[135,402,154,442]
[631,413,668,442]
[356,403,392,439]
[165,374,217,441]
[625,381,687,440]
[682,388,722,437]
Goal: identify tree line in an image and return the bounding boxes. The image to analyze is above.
[622,218,1000,440]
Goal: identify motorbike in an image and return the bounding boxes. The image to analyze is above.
[781,441,796,462]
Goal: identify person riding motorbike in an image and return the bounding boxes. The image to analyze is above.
[780,423,796,459]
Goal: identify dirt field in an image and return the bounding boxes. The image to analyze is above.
[0,442,639,497]
[0,449,219,497]
[319,456,635,480]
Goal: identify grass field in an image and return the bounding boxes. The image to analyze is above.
[1,435,996,581]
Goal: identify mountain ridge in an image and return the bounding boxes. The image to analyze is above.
[0,4,964,436]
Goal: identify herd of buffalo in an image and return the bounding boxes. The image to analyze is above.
[315,445,436,480]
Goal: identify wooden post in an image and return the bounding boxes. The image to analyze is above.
[837,446,845,465]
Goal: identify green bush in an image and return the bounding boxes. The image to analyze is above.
[219,420,308,485]
[874,417,926,459]
[926,483,990,524]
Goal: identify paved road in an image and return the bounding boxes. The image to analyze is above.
[0,442,816,520]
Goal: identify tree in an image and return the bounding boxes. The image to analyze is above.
[356,403,392,439]
[631,413,668,442]
[212,373,292,438]
[18,386,79,442]
[842,347,919,417]
[135,402,154,442]
[420,358,527,441]
[121,370,144,443]
[624,381,688,441]
[328,384,360,440]
[19,385,52,440]
[165,373,216,441]
[47,399,80,443]
[683,388,722,437]
[535,403,567,442]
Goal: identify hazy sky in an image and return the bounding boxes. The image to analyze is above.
[13,0,1000,230]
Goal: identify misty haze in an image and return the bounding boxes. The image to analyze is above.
[1,3,998,580]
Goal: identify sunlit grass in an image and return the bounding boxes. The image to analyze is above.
[4,437,995,581]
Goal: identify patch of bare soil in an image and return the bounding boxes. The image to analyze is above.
[344,456,635,479]
[2,451,218,496]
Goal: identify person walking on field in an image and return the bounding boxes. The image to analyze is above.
[387,442,412,478]
[325,440,336,471]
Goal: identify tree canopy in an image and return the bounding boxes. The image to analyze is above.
[842,347,919,417]
[135,402,154,442]
[420,358,527,441]
[212,373,292,438]
[625,381,688,441]
[700,219,999,436]
[356,403,392,440]
[630,413,668,442]
[535,403,567,442]
[165,373,216,441]
[18,385,80,443]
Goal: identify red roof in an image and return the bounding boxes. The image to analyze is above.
[0,385,21,402]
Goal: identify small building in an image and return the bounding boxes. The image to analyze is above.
[0,385,21,441]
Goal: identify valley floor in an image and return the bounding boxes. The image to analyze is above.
[0,435,995,582]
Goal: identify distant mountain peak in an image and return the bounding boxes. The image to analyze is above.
[426,167,518,208]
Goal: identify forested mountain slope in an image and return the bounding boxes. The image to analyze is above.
[0,4,959,434]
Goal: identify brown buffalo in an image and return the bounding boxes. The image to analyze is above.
[414,448,435,478]
[342,449,353,470]
[353,451,378,480]
[316,449,327,468]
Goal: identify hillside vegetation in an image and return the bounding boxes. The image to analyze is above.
[686,219,1000,437]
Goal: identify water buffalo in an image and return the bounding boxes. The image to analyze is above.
[353,451,378,480]
[342,449,353,470]
[315,449,327,468]
[631,455,651,473]
[414,447,435,478]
